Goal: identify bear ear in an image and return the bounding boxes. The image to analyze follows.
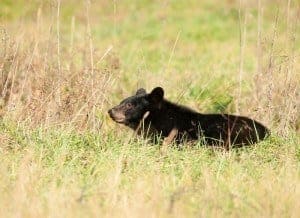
[136,88,146,95]
[149,87,164,104]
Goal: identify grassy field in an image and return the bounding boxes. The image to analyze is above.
[0,0,300,217]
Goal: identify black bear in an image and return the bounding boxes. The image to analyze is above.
[108,87,269,148]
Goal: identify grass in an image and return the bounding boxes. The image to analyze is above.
[0,0,300,217]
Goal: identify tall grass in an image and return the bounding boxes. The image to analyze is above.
[0,0,299,217]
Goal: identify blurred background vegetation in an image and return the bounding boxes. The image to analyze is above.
[1,0,299,127]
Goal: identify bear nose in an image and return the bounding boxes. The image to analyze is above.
[108,109,112,115]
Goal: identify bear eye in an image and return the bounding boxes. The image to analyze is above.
[126,103,133,109]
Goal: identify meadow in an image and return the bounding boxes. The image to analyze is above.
[0,0,299,217]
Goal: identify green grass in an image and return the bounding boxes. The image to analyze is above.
[1,121,299,217]
[0,0,299,217]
